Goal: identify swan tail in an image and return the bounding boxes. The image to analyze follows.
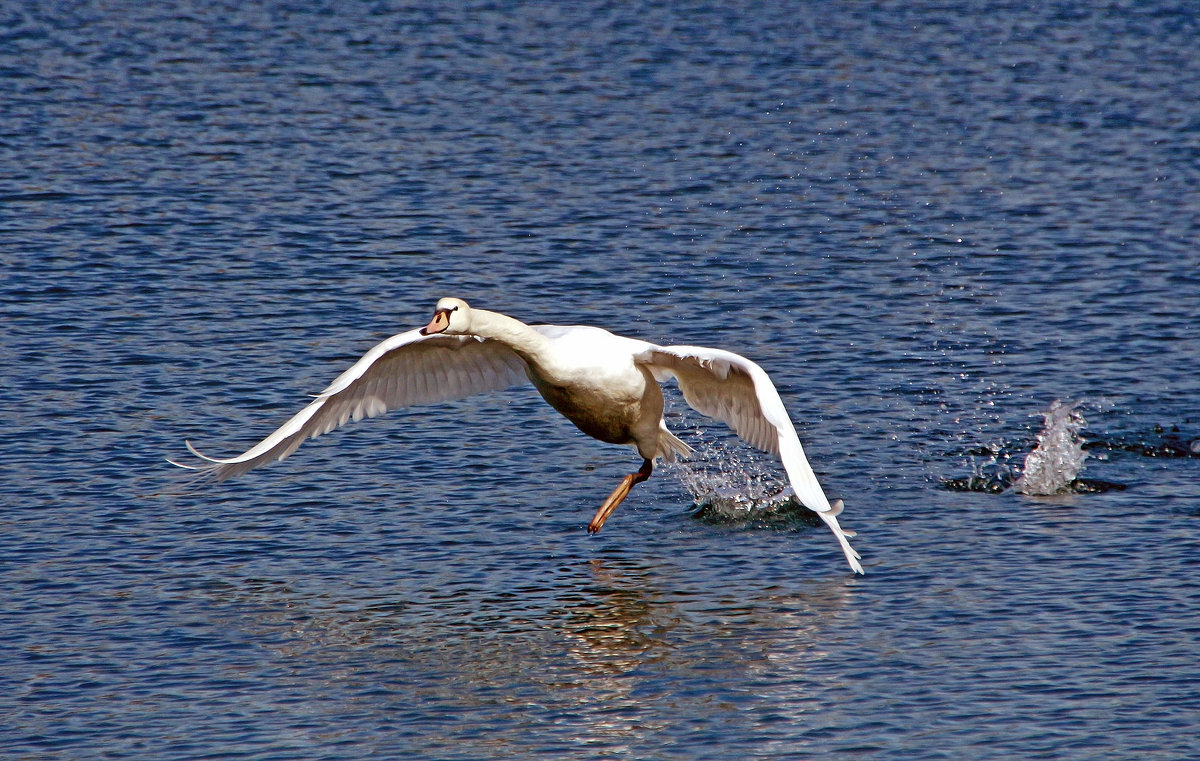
[655,424,694,463]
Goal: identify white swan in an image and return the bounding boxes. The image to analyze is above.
[171,298,863,574]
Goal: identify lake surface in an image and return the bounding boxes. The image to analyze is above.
[3,1,1199,758]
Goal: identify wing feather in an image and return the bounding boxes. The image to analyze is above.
[636,343,863,574]
[171,328,529,480]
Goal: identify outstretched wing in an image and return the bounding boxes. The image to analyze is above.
[171,328,529,480]
[636,344,863,574]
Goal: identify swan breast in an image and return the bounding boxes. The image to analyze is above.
[523,327,660,446]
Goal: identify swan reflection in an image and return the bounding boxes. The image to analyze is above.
[182,553,856,755]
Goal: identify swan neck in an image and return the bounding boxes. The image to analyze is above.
[468,309,548,357]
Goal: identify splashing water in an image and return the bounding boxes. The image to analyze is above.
[1013,400,1088,495]
[666,427,811,523]
[942,399,1128,495]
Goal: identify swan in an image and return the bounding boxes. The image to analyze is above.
[171,298,863,574]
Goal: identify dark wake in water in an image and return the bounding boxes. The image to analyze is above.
[688,489,824,530]
[941,474,1127,495]
[1084,426,1200,459]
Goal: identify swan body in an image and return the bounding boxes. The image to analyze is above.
[172,298,863,574]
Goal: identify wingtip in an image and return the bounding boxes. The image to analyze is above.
[814,501,864,574]
[846,539,865,573]
[184,439,222,463]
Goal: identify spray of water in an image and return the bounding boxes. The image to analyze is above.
[942,399,1121,495]
[1013,400,1088,495]
[666,426,804,521]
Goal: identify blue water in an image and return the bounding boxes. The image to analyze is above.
[3,1,1199,758]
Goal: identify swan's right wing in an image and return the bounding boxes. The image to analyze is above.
[170,329,529,480]
[637,343,863,574]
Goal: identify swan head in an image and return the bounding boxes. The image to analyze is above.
[421,297,471,336]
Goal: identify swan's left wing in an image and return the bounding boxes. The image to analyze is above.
[170,329,529,480]
[636,344,863,574]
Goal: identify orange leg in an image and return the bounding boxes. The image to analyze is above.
[588,459,654,534]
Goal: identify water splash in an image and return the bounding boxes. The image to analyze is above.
[1013,400,1088,495]
[942,399,1126,495]
[946,441,1020,494]
[666,427,817,526]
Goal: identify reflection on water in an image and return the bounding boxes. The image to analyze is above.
[562,559,667,677]
[175,553,855,756]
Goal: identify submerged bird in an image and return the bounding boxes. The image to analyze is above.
[171,298,863,573]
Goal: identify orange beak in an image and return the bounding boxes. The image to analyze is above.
[420,309,451,335]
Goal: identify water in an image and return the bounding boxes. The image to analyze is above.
[942,399,1128,496]
[1013,400,1088,495]
[3,1,1200,758]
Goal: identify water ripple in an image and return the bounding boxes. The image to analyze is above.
[3,1,1199,759]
